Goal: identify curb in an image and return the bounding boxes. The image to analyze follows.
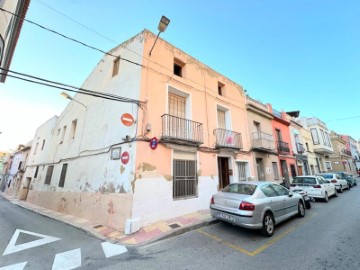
[0,193,217,247]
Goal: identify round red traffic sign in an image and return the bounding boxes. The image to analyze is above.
[121,113,134,126]
[121,151,129,165]
[150,137,158,150]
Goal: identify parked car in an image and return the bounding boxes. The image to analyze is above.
[290,176,337,202]
[333,171,356,187]
[210,182,305,237]
[316,173,349,192]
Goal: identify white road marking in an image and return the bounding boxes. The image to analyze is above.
[2,229,61,256]
[0,262,27,270]
[51,248,81,270]
[101,242,128,258]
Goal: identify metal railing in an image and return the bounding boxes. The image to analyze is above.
[277,141,290,153]
[251,132,275,150]
[214,129,242,149]
[161,114,203,144]
[296,142,305,154]
[341,149,352,156]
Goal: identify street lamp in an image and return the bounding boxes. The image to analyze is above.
[60,92,87,110]
[149,15,170,56]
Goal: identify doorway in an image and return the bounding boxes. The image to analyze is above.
[280,160,289,184]
[218,157,230,189]
[256,158,265,181]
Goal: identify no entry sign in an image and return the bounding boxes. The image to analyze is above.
[121,113,134,126]
[121,151,129,165]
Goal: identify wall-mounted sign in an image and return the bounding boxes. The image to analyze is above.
[111,147,121,160]
[121,113,134,126]
[150,137,158,150]
[121,151,130,165]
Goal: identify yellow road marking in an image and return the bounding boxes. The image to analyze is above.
[197,213,317,257]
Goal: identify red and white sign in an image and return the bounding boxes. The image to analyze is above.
[121,113,134,127]
[121,151,130,165]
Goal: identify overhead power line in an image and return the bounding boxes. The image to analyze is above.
[327,115,360,122]
[34,0,119,45]
[0,7,143,68]
[0,68,144,106]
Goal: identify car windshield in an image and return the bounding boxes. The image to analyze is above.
[222,184,257,195]
[293,177,316,184]
[318,174,332,179]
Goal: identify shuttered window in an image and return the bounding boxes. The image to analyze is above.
[217,110,226,129]
[168,93,186,118]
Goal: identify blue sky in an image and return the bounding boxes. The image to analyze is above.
[0,0,359,150]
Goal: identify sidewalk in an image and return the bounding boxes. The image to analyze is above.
[0,192,216,247]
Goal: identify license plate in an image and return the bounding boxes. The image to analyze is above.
[218,212,235,222]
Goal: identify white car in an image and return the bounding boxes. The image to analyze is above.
[316,173,349,192]
[290,176,337,202]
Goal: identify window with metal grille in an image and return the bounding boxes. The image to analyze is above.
[272,162,280,180]
[45,165,54,185]
[236,162,248,181]
[173,160,197,199]
[58,164,68,187]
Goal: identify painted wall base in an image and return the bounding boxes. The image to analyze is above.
[26,190,133,232]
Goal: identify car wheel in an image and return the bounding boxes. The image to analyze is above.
[262,213,275,237]
[305,201,311,209]
[347,184,351,190]
[298,201,305,217]
[334,189,338,197]
[324,192,329,202]
[339,185,343,193]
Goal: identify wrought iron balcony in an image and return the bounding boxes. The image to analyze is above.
[296,143,305,154]
[277,141,290,153]
[161,114,203,145]
[251,132,275,152]
[341,149,352,156]
[214,129,242,150]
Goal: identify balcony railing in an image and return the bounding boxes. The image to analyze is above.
[161,114,203,145]
[214,129,242,150]
[277,141,290,153]
[341,149,352,156]
[251,132,275,151]
[296,143,305,154]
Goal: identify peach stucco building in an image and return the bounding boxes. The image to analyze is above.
[24,30,254,233]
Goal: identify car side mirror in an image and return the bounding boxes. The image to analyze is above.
[288,192,294,197]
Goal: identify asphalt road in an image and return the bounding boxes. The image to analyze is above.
[1,183,360,270]
[104,185,360,270]
[0,195,131,270]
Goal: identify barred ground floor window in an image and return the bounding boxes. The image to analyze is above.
[173,159,197,199]
[236,161,250,181]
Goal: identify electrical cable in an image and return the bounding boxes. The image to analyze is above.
[34,0,119,45]
[1,67,144,105]
[0,7,143,67]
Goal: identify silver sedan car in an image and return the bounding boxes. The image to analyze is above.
[210,181,305,237]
